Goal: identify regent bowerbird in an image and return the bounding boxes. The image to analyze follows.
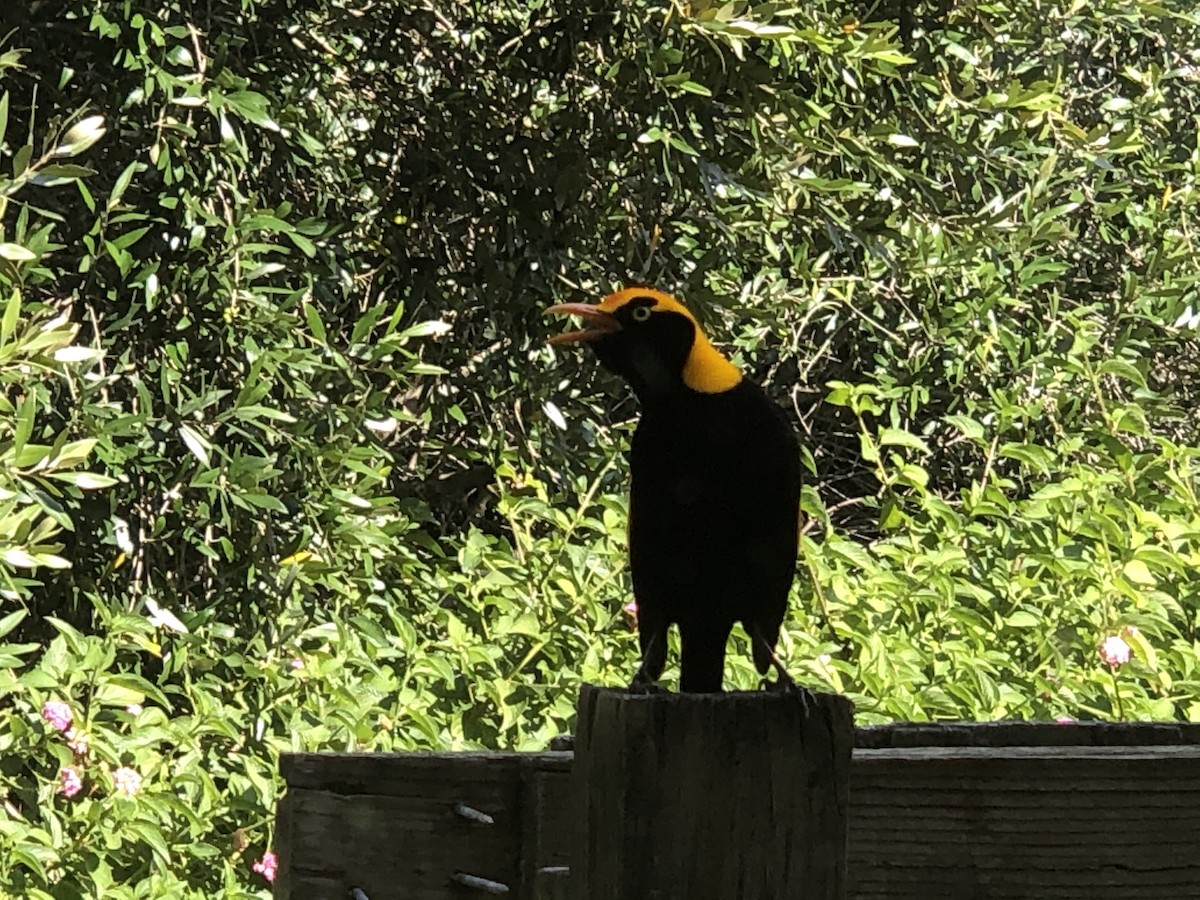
[546,287,804,695]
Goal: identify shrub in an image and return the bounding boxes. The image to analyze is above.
[0,1,1198,894]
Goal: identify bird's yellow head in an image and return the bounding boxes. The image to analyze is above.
[545,287,742,397]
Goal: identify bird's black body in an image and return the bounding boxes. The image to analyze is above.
[547,288,801,692]
[629,379,801,692]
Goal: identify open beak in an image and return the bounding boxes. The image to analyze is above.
[544,303,622,345]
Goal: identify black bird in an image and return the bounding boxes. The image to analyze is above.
[546,287,802,693]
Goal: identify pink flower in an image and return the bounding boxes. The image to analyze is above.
[253,851,278,883]
[623,599,638,626]
[66,728,89,756]
[1099,635,1132,667]
[112,766,142,797]
[42,700,73,733]
[1055,716,1075,724]
[59,766,83,798]
[289,658,304,670]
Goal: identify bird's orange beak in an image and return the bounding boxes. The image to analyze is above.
[544,303,622,345]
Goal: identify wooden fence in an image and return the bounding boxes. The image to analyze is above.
[275,708,1200,899]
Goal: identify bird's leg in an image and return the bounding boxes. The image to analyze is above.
[749,627,816,712]
[626,667,667,694]
[626,632,668,694]
[626,668,666,694]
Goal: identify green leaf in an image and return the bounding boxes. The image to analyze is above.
[1124,628,1158,671]
[52,115,106,156]
[1006,611,1040,628]
[1,288,19,344]
[1121,559,1155,586]
[105,673,171,707]
[27,163,96,187]
[304,303,327,342]
[945,43,979,65]
[1,548,39,568]
[667,133,698,156]
[50,438,97,467]
[245,262,286,280]
[0,243,36,261]
[678,80,712,97]
[242,214,294,233]
[859,433,879,463]
[401,320,452,339]
[108,160,140,211]
[999,442,1055,474]
[0,609,27,639]
[178,424,212,467]
[109,225,151,251]
[53,345,102,363]
[879,428,930,454]
[287,231,317,256]
[871,50,916,66]
[944,415,985,441]
[48,472,118,489]
[1098,358,1146,389]
[13,142,33,176]
[725,19,795,39]
[127,821,172,868]
[13,393,35,457]
[229,404,297,424]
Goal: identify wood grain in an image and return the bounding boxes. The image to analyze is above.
[551,719,1200,753]
[275,752,569,900]
[571,685,855,900]
[854,720,1200,749]
[847,745,1200,900]
[275,720,1200,900]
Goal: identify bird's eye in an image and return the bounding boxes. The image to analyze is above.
[630,305,653,323]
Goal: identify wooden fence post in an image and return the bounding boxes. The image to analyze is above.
[572,684,854,900]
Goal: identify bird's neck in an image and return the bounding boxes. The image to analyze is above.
[682,333,742,394]
[612,332,742,405]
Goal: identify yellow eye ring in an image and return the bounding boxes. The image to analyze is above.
[631,306,652,322]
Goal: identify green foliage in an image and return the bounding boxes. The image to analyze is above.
[0,0,1198,894]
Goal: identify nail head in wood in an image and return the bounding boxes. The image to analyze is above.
[453,802,495,825]
[450,871,510,893]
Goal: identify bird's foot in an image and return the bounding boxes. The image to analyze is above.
[625,673,668,695]
[784,679,818,714]
[626,659,670,694]
[761,670,817,712]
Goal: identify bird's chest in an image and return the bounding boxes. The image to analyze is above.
[629,409,745,528]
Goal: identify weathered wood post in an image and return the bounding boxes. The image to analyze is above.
[572,685,854,900]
